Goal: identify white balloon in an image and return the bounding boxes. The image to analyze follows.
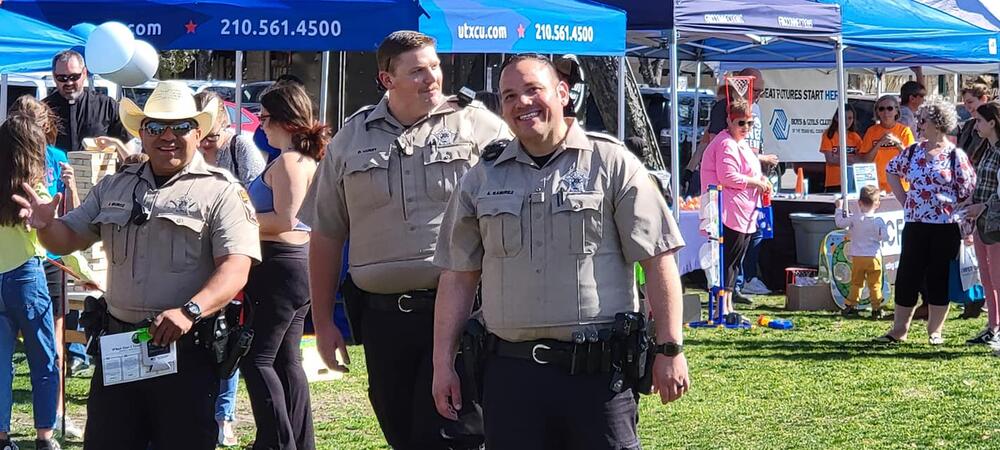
[85,22,135,74]
[106,40,159,87]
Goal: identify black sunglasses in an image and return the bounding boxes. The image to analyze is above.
[877,106,896,112]
[736,119,755,127]
[130,165,152,226]
[142,120,197,137]
[54,73,82,83]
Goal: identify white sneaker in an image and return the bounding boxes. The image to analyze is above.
[54,414,84,440]
[743,277,772,295]
[217,419,238,447]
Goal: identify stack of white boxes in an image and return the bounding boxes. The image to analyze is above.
[67,151,116,289]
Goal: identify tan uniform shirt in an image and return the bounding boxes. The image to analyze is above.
[61,152,262,323]
[299,95,508,294]
[434,122,685,342]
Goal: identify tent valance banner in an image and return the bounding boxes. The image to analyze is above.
[418,0,625,55]
[674,0,841,39]
[759,69,839,163]
[2,0,423,51]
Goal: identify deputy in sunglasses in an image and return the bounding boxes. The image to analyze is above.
[43,50,129,153]
[13,80,261,449]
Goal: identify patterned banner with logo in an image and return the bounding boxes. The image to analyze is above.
[759,69,840,162]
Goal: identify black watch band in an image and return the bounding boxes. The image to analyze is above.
[653,342,684,356]
[182,301,202,322]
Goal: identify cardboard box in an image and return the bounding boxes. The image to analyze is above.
[785,283,838,311]
[682,293,702,323]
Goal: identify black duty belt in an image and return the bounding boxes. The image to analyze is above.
[488,335,614,375]
[363,289,436,314]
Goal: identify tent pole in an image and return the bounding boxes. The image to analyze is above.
[691,60,703,200]
[835,38,849,203]
[669,28,680,222]
[617,56,626,141]
[320,51,331,125]
[339,51,347,127]
[0,73,7,122]
[953,73,960,102]
[235,51,244,135]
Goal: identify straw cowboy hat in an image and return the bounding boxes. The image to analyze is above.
[120,80,217,138]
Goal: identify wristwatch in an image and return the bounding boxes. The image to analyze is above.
[652,342,684,357]
[181,301,202,323]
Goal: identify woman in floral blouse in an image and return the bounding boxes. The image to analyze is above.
[877,95,976,346]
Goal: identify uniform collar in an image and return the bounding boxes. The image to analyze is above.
[495,119,592,166]
[49,89,90,106]
[366,94,461,129]
[129,150,213,185]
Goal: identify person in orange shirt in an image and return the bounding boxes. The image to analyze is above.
[860,94,915,192]
[819,104,864,192]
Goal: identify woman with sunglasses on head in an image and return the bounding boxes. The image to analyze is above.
[876,95,976,346]
[0,114,63,450]
[193,91,265,188]
[860,94,915,193]
[699,98,770,326]
[241,84,329,450]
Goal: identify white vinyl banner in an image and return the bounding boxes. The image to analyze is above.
[759,69,840,162]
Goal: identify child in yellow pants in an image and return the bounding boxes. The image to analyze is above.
[834,185,890,319]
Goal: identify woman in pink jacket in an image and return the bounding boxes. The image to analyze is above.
[700,99,771,323]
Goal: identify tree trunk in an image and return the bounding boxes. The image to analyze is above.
[195,50,213,79]
[637,58,665,87]
[580,56,666,171]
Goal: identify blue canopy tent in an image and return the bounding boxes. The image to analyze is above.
[597,0,849,218]
[2,0,422,51]
[419,0,625,56]
[418,0,627,137]
[0,9,87,121]
[2,0,424,127]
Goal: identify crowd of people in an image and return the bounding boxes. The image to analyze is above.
[2,25,1000,450]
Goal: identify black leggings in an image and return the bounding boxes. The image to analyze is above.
[242,241,315,450]
[723,226,752,290]
[894,222,960,307]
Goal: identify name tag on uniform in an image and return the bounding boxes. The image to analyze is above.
[99,329,177,386]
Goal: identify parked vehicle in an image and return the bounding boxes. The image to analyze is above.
[3,72,119,111]
[640,87,716,170]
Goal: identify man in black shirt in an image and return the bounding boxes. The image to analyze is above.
[43,50,128,154]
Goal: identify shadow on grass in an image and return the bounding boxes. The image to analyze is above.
[687,338,980,361]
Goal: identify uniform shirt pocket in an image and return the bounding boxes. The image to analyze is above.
[476,196,524,258]
[344,152,392,209]
[93,209,132,266]
[156,212,206,273]
[552,192,604,255]
[424,143,475,202]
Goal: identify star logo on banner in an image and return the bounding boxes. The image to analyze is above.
[185,20,198,34]
[517,23,525,39]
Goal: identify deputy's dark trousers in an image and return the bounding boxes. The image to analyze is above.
[482,354,641,450]
[84,339,219,449]
[363,308,456,450]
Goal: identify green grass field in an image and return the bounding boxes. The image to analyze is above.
[8,293,1000,449]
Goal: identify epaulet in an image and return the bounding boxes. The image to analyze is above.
[585,131,624,146]
[207,166,241,184]
[481,138,511,162]
[345,104,377,123]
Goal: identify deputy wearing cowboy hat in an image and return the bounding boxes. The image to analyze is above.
[13,80,261,449]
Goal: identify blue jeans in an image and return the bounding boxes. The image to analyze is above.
[0,258,58,431]
[735,230,764,292]
[216,369,239,421]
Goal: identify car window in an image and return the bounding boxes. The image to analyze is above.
[6,86,38,111]
[206,87,236,102]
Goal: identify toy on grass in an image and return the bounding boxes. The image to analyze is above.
[756,315,794,330]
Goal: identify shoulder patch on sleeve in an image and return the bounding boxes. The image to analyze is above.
[345,104,377,123]
[585,131,624,146]
[236,187,259,226]
[481,138,511,162]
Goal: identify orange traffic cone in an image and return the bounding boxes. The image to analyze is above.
[795,167,805,197]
